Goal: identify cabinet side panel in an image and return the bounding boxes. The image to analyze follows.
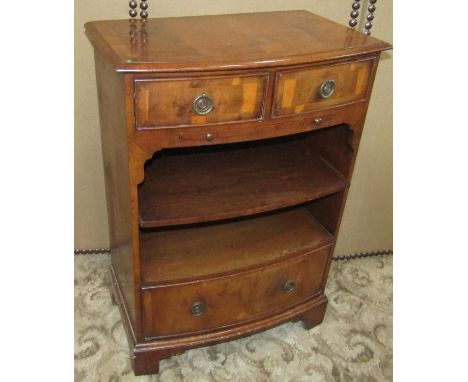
[308,54,381,285]
[94,50,137,329]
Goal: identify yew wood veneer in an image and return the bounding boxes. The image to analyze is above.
[85,10,391,375]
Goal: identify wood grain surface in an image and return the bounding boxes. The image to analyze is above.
[142,246,331,338]
[135,74,267,128]
[140,207,334,283]
[138,135,349,228]
[273,59,372,117]
[93,51,140,331]
[85,11,391,72]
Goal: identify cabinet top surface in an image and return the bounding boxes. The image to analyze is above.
[85,10,391,72]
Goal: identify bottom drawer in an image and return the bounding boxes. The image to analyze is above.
[142,246,331,339]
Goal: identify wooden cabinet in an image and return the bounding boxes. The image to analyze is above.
[85,10,391,375]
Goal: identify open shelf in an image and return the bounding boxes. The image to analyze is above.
[140,206,334,285]
[138,134,349,228]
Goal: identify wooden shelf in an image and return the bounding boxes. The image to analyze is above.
[138,137,349,228]
[140,207,334,285]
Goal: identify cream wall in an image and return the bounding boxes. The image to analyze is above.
[75,0,393,254]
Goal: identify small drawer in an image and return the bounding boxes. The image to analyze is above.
[273,59,373,117]
[142,246,331,339]
[177,128,253,146]
[134,74,268,129]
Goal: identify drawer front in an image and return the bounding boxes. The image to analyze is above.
[142,246,331,338]
[135,74,268,129]
[273,60,373,117]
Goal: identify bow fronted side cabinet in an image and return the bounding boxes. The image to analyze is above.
[85,10,391,375]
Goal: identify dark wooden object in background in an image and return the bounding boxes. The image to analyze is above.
[85,10,391,375]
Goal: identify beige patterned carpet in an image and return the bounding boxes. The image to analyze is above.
[75,254,392,381]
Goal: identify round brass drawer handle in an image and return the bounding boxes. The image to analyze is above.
[205,132,214,141]
[193,93,214,115]
[282,280,296,294]
[190,301,206,316]
[319,79,336,99]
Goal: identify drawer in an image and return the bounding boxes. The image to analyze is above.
[142,246,331,338]
[273,59,373,117]
[134,74,268,129]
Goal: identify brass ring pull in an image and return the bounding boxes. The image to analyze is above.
[319,79,336,99]
[282,280,296,294]
[190,301,206,316]
[193,93,214,115]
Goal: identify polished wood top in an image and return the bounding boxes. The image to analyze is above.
[85,10,391,72]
